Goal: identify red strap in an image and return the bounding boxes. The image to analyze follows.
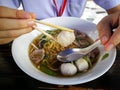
[53,0,67,16]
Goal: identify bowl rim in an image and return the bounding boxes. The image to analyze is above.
[11,17,116,85]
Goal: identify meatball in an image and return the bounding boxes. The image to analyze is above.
[75,58,89,72]
[57,31,75,47]
[60,63,77,76]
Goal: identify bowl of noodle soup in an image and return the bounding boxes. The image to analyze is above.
[12,17,116,85]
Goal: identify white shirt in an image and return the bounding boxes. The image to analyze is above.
[0,0,120,20]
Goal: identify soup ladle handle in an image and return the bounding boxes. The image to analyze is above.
[57,40,101,62]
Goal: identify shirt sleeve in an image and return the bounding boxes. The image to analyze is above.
[0,0,20,9]
[94,0,120,10]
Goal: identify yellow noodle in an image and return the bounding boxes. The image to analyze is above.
[42,38,77,63]
[30,30,78,66]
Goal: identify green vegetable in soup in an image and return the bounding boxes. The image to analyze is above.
[101,53,109,61]
[39,62,58,76]
[46,29,61,35]
[83,56,92,68]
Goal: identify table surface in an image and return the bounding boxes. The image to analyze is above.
[0,42,120,90]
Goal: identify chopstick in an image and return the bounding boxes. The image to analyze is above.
[33,26,57,41]
[31,43,39,49]
[34,20,74,32]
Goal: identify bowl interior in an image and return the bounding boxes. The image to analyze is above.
[12,17,116,85]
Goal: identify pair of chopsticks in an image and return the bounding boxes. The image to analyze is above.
[33,19,74,41]
[31,19,74,49]
[33,26,56,41]
[34,20,74,32]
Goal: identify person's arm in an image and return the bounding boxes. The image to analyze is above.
[96,5,120,51]
[94,0,120,13]
[97,12,120,50]
[94,0,120,50]
[107,4,120,14]
[0,6,36,44]
[0,0,32,45]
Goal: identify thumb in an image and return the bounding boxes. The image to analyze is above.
[29,12,36,19]
[104,27,120,51]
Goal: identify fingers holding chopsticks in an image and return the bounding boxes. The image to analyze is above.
[0,6,73,45]
[0,6,36,44]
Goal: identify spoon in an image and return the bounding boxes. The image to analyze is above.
[57,40,101,62]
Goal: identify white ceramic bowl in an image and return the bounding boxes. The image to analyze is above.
[12,17,116,85]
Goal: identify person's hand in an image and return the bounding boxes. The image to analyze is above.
[97,11,120,51]
[0,6,36,44]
